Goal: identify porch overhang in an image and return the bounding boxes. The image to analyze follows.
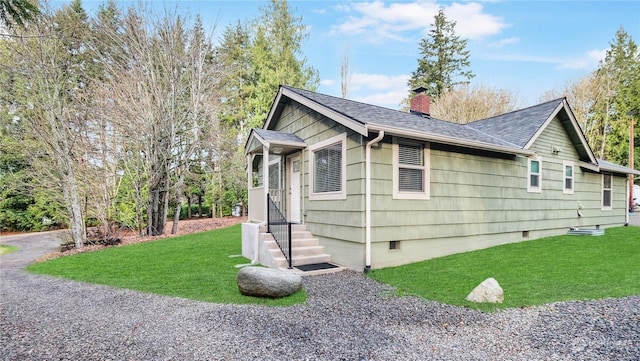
[245,128,306,155]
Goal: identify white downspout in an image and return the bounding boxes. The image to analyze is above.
[365,131,384,273]
[263,144,270,222]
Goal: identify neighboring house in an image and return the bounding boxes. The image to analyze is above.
[242,85,639,271]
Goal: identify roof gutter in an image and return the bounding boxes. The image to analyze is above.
[364,131,384,273]
[367,125,535,157]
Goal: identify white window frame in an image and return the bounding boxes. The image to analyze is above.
[392,138,430,200]
[308,133,347,201]
[602,173,612,210]
[527,156,542,193]
[563,160,574,195]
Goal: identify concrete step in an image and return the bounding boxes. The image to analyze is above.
[291,230,313,239]
[292,254,331,266]
[260,223,335,269]
[273,254,332,267]
[281,265,348,276]
[265,240,325,258]
[291,238,320,248]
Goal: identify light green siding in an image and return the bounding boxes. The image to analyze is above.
[270,103,366,268]
[367,115,629,269]
[264,104,630,271]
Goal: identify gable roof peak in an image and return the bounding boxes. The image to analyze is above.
[469,97,566,125]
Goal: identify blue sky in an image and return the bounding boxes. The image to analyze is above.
[66,0,640,109]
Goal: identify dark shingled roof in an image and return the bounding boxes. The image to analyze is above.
[466,98,564,148]
[282,86,550,150]
[255,86,637,175]
[253,128,304,144]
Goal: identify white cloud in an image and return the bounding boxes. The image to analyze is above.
[559,49,605,70]
[351,72,409,91]
[486,37,519,48]
[320,79,336,86]
[331,0,508,42]
[348,72,410,109]
[481,48,605,70]
[444,2,508,39]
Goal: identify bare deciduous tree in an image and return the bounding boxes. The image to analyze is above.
[96,7,223,236]
[430,84,522,124]
[340,42,351,99]
[6,6,89,247]
[540,74,606,153]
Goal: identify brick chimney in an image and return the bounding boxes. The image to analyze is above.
[410,87,430,116]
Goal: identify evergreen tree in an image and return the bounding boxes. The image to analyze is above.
[407,8,474,99]
[0,0,38,29]
[218,21,253,133]
[594,26,640,166]
[218,0,319,132]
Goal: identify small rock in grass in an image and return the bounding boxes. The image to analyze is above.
[466,277,504,303]
[237,266,302,298]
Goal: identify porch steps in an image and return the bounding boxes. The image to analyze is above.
[260,224,344,275]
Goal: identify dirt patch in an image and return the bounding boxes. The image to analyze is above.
[37,216,247,262]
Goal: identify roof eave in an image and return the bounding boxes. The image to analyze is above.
[264,86,368,136]
[368,125,535,157]
[524,100,598,164]
[599,164,640,176]
[245,130,307,155]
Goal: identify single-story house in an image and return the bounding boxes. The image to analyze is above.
[242,85,639,271]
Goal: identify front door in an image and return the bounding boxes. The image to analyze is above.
[287,153,301,223]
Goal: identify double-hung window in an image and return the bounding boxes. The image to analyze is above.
[309,133,346,200]
[563,161,574,194]
[393,138,430,199]
[527,156,542,193]
[602,173,612,209]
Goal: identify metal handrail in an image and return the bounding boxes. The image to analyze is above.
[267,193,292,269]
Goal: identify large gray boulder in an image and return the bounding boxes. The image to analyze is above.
[237,266,302,298]
[465,277,504,303]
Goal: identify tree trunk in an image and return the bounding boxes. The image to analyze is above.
[198,194,203,218]
[171,200,181,234]
[147,176,169,236]
[61,160,87,248]
[187,195,192,219]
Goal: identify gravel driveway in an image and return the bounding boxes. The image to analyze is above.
[1,231,639,360]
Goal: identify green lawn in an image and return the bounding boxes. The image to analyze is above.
[369,226,640,312]
[26,224,640,311]
[0,244,18,255]
[27,224,307,306]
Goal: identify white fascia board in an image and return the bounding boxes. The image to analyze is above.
[599,163,640,176]
[244,131,268,155]
[262,87,286,131]
[561,99,598,164]
[524,100,597,164]
[578,161,600,172]
[274,140,307,148]
[369,124,534,157]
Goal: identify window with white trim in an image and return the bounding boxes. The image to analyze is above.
[393,138,430,199]
[309,133,347,200]
[527,156,542,193]
[563,161,574,194]
[602,173,612,209]
[268,157,281,190]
